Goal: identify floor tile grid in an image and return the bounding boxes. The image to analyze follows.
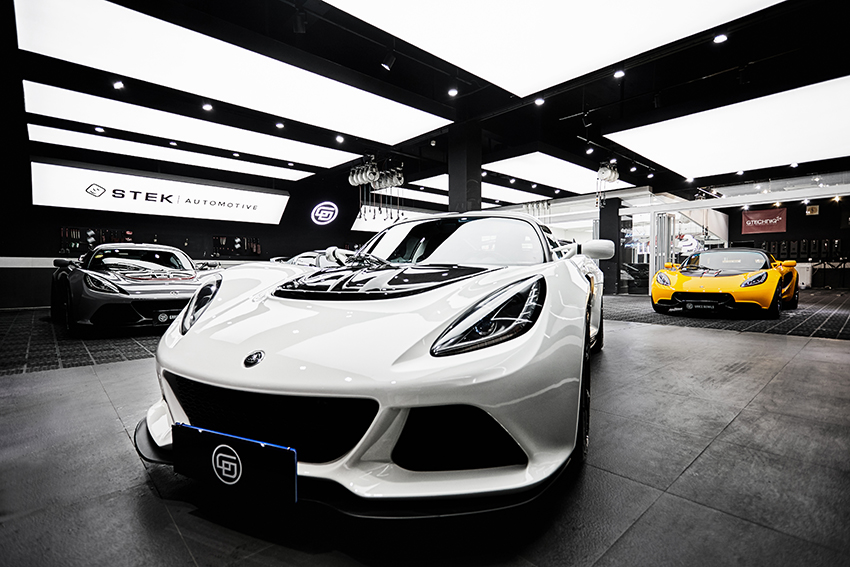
[586,332,850,562]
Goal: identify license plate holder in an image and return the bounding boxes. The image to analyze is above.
[172,423,297,503]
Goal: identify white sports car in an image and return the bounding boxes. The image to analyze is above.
[135,212,613,516]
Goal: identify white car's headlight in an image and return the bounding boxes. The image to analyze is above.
[655,272,671,286]
[431,276,546,357]
[741,271,768,287]
[84,273,124,294]
[181,274,222,334]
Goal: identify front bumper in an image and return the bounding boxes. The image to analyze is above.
[652,284,773,310]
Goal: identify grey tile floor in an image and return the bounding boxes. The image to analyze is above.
[1,321,848,566]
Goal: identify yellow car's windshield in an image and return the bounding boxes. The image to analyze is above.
[681,250,770,271]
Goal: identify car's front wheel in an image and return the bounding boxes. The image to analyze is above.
[574,306,592,465]
[784,283,799,310]
[765,284,782,319]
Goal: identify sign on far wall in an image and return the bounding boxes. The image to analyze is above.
[742,208,786,235]
[31,162,289,225]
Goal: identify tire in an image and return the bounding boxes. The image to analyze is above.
[63,286,81,336]
[784,283,799,310]
[590,311,604,354]
[765,284,782,320]
[574,305,592,466]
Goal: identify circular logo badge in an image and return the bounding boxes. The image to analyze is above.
[244,350,265,368]
[157,313,169,323]
[311,201,339,225]
[211,444,242,485]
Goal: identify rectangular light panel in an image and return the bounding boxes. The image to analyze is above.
[31,162,289,224]
[28,125,313,182]
[14,0,451,145]
[485,152,633,195]
[324,0,782,98]
[23,81,354,169]
[605,75,850,179]
[413,175,547,204]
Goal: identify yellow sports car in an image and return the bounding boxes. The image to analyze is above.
[651,248,799,318]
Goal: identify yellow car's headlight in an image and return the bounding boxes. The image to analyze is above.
[655,272,671,286]
[741,271,768,288]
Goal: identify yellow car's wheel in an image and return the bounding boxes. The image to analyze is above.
[764,285,782,319]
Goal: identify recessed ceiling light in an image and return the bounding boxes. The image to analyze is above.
[736,170,744,175]
[586,147,594,155]
[685,177,693,183]
[835,196,841,201]
[94,126,104,133]
[803,199,809,204]
[169,141,177,146]
[713,34,728,44]
[614,70,625,79]
[630,166,637,172]
[276,122,284,129]
[743,204,749,210]
[232,152,240,157]
[202,103,213,111]
[534,98,545,106]
[531,183,537,189]
[790,162,798,168]
[774,202,781,206]
[112,81,124,90]
[336,135,345,143]
[481,171,487,177]
[448,88,458,97]
[647,173,654,179]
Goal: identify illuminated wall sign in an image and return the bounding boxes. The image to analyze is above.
[742,208,786,235]
[311,201,339,225]
[31,162,289,225]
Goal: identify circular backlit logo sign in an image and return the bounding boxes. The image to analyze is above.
[211,444,242,485]
[311,201,339,225]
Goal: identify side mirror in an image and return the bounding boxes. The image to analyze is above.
[782,260,797,268]
[580,239,615,260]
[664,262,673,269]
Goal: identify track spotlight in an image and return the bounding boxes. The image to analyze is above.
[614,70,625,79]
[381,50,396,71]
[714,34,728,44]
[448,87,458,97]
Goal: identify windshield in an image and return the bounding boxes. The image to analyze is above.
[358,217,546,266]
[87,248,194,271]
[681,250,770,271]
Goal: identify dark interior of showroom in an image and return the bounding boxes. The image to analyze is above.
[3,1,850,566]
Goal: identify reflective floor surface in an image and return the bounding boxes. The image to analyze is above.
[1,320,848,566]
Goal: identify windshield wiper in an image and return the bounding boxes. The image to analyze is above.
[348,252,392,267]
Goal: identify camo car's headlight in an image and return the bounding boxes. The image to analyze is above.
[655,272,671,286]
[431,276,546,357]
[181,274,222,334]
[84,274,124,294]
[741,271,768,287]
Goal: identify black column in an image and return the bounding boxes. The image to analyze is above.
[599,197,621,295]
[447,122,482,212]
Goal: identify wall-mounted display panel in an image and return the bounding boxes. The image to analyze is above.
[31,162,289,225]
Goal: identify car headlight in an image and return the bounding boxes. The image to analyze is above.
[741,271,768,287]
[181,274,222,334]
[431,276,546,357]
[655,272,671,286]
[84,273,124,294]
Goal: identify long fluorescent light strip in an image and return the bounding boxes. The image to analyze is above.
[606,75,850,179]
[324,0,782,98]
[485,152,633,194]
[14,0,451,145]
[23,81,354,169]
[412,175,543,202]
[28,124,313,182]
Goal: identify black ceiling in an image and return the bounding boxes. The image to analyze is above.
[12,0,850,211]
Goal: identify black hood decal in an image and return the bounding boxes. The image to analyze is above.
[274,265,498,300]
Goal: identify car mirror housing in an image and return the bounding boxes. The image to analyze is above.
[580,240,615,260]
[664,262,673,269]
[782,260,797,268]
